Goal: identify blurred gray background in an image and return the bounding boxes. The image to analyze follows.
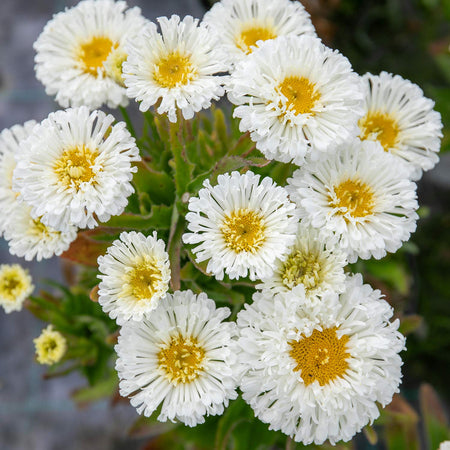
[0,1,205,449]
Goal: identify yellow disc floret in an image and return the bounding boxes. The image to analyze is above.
[221,208,266,254]
[359,111,400,152]
[34,325,67,365]
[331,178,375,218]
[281,249,323,291]
[77,35,117,76]
[53,145,99,190]
[158,334,205,385]
[236,23,277,54]
[278,76,321,116]
[153,51,197,89]
[289,327,350,386]
[122,257,164,302]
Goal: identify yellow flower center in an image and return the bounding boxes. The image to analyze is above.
[158,334,205,385]
[359,111,400,151]
[281,249,322,291]
[78,36,117,76]
[34,326,67,365]
[0,267,27,302]
[289,327,350,386]
[236,24,277,54]
[30,217,54,238]
[331,178,375,218]
[153,51,197,88]
[221,208,266,254]
[125,259,163,301]
[278,76,320,115]
[53,145,99,190]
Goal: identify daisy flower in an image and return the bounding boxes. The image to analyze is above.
[34,325,67,365]
[227,35,364,165]
[13,106,140,232]
[359,71,443,179]
[123,15,228,123]
[0,120,36,234]
[258,223,347,298]
[3,202,78,262]
[237,274,405,445]
[115,290,238,426]
[183,171,298,281]
[34,0,148,109]
[97,231,171,325]
[0,264,34,313]
[287,140,418,262]
[202,0,316,67]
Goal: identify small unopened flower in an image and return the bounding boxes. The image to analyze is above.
[34,325,67,365]
[0,264,34,313]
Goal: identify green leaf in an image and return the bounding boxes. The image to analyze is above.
[71,370,118,407]
[133,160,175,205]
[102,205,172,231]
[364,258,410,295]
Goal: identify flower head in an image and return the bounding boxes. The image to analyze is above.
[237,274,405,445]
[359,71,443,179]
[0,121,36,234]
[34,0,148,109]
[115,290,238,426]
[258,223,347,298]
[98,231,171,325]
[287,140,418,262]
[123,15,228,122]
[3,202,78,261]
[203,0,315,67]
[227,35,364,165]
[13,107,140,231]
[0,264,34,313]
[183,171,298,280]
[34,325,67,365]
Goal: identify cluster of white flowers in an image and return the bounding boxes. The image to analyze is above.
[1,0,444,446]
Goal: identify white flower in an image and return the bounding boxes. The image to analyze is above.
[3,202,77,261]
[287,140,418,263]
[34,325,67,365]
[115,290,238,426]
[202,0,316,67]
[359,71,443,180]
[34,0,148,109]
[123,15,228,123]
[97,231,171,325]
[439,441,450,450]
[237,274,405,445]
[183,171,298,281]
[227,35,364,165]
[258,223,347,298]
[0,264,34,313]
[0,120,36,234]
[13,106,140,231]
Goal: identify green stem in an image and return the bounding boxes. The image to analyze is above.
[119,105,136,139]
